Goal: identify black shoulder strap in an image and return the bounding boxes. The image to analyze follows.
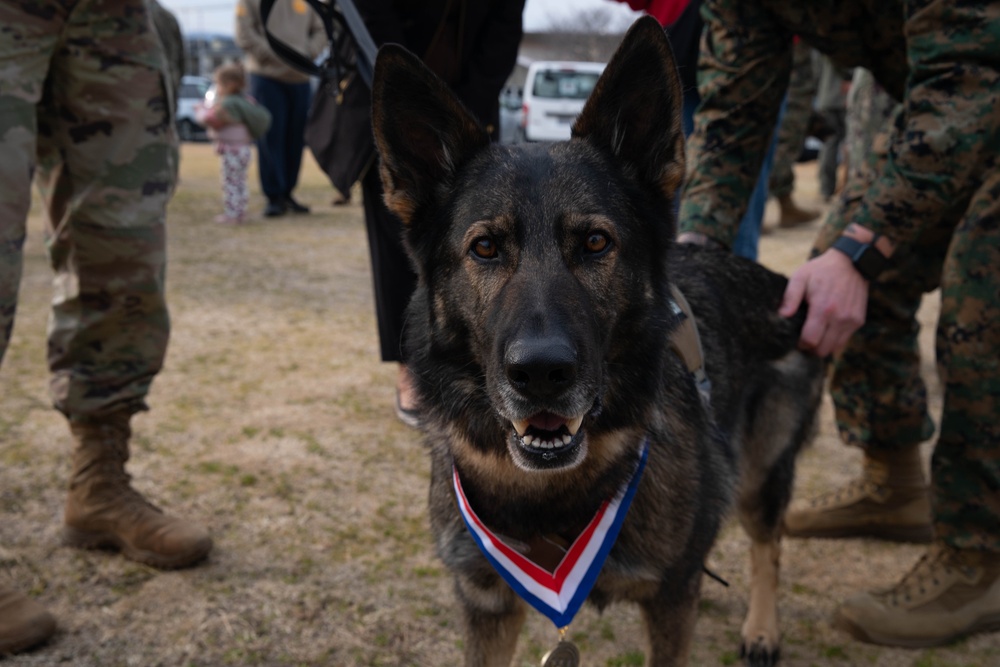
[259,0,377,88]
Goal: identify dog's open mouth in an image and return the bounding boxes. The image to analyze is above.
[511,412,585,457]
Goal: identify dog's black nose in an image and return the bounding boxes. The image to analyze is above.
[504,338,578,399]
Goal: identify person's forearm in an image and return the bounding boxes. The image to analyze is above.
[852,1,999,244]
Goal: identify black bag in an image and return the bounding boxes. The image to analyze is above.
[261,0,379,192]
[304,72,374,195]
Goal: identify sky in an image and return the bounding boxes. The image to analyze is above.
[159,0,643,37]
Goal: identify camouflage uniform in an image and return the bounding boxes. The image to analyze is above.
[148,0,186,106]
[767,39,816,200]
[843,68,896,188]
[0,0,177,422]
[680,0,1000,552]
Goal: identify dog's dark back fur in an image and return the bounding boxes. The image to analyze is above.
[371,17,824,667]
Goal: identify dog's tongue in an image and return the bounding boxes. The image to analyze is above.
[528,411,566,432]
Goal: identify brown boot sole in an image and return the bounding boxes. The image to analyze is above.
[62,527,213,570]
[0,628,56,657]
[0,616,56,656]
[832,608,1000,649]
[783,522,933,543]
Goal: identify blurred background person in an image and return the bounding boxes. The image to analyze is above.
[235,0,326,218]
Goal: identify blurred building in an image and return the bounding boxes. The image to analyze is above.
[509,31,623,88]
[184,32,243,77]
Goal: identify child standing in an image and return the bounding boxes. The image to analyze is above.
[196,63,271,225]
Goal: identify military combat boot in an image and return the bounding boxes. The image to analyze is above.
[776,193,820,228]
[833,543,1000,647]
[0,585,56,655]
[62,411,213,569]
[784,447,932,542]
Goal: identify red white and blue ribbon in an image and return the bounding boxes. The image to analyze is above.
[452,440,649,628]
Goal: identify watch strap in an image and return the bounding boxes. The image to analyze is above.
[831,235,888,281]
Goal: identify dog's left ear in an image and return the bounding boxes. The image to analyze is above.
[572,16,685,200]
[371,44,491,225]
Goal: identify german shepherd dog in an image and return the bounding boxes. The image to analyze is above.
[371,16,824,667]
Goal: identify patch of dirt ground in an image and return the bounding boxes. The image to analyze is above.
[1,145,996,667]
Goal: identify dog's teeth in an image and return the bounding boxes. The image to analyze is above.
[512,419,530,437]
[567,416,584,436]
[520,428,576,451]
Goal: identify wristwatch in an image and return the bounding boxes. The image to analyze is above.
[830,235,889,281]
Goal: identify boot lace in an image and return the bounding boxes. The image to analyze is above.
[86,466,165,524]
[808,457,894,509]
[113,472,164,518]
[881,544,971,607]
[808,476,882,508]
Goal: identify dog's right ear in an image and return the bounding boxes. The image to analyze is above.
[371,45,491,225]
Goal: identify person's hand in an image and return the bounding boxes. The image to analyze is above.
[779,249,869,357]
[676,231,725,250]
[677,231,709,245]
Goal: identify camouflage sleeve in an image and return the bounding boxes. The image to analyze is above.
[851,0,1000,245]
[678,0,793,247]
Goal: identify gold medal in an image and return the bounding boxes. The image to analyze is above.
[541,628,580,667]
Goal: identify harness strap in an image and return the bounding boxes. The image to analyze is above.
[668,285,712,403]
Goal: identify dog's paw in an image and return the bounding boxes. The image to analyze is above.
[739,637,780,667]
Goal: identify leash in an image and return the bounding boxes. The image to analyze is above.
[703,565,730,587]
[260,0,376,88]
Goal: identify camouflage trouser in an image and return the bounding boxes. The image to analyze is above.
[768,40,816,199]
[0,0,177,422]
[816,107,1000,551]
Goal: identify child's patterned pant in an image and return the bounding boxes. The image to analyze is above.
[219,144,251,220]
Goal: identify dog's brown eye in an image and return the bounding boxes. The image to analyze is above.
[584,232,610,255]
[472,237,498,259]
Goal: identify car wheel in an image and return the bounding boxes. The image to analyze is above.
[178,119,196,142]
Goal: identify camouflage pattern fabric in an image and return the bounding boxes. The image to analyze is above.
[682,0,1000,551]
[843,68,896,187]
[0,0,177,421]
[148,0,186,108]
[810,107,938,462]
[681,0,908,245]
[767,39,816,200]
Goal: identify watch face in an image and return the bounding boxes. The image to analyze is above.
[832,236,888,281]
[856,244,888,281]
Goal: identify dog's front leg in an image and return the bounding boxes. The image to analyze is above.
[455,574,526,667]
[740,538,781,666]
[639,578,702,666]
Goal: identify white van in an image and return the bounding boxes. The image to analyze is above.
[521,61,605,142]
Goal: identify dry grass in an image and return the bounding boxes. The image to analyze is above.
[1,146,996,667]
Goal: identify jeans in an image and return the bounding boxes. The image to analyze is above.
[682,94,787,261]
